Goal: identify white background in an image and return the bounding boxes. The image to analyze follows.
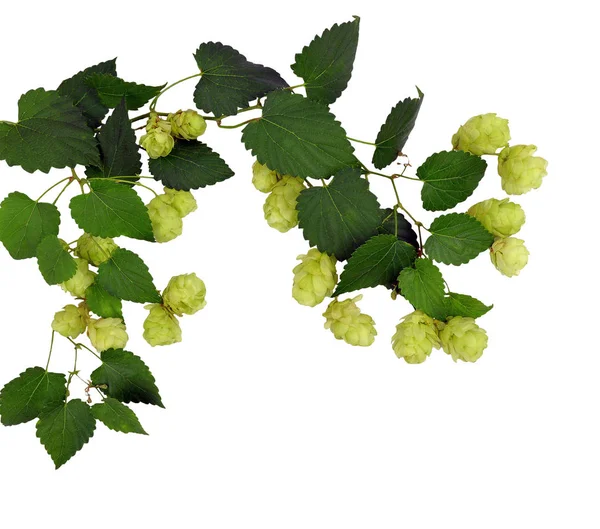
[0,0,598,527]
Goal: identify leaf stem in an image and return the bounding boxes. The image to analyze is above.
[45,331,56,371]
[52,178,75,205]
[217,117,260,129]
[149,73,202,111]
[348,137,377,147]
[285,83,306,91]
[367,169,419,182]
[130,111,169,124]
[66,337,102,361]
[36,177,72,203]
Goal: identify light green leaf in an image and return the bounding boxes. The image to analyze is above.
[417,150,487,211]
[0,367,66,426]
[397,258,447,320]
[0,192,60,260]
[36,235,77,285]
[444,292,493,319]
[69,179,153,242]
[425,213,494,265]
[0,88,100,173]
[334,234,416,296]
[242,90,357,179]
[85,282,123,319]
[91,398,147,435]
[85,73,165,110]
[97,248,161,304]
[296,168,381,260]
[291,17,360,104]
[36,399,96,469]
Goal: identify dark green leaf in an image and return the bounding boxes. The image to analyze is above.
[149,140,234,191]
[36,235,77,285]
[372,89,424,169]
[397,258,447,320]
[193,41,288,117]
[91,398,147,435]
[85,282,123,319]
[417,150,488,211]
[296,168,381,260]
[69,179,153,242]
[90,349,163,407]
[0,192,60,260]
[334,234,416,296]
[85,73,165,110]
[87,99,141,179]
[0,88,100,173]
[36,399,95,468]
[0,367,66,426]
[97,248,161,304]
[444,292,493,319]
[377,208,419,249]
[242,90,357,179]
[425,213,494,265]
[291,17,360,104]
[57,59,117,129]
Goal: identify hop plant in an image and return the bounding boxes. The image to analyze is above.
[323,295,377,347]
[51,305,87,339]
[391,310,441,364]
[169,109,207,140]
[146,112,172,133]
[162,273,207,316]
[75,233,118,266]
[292,248,338,307]
[143,304,182,346]
[263,175,305,232]
[252,161,281,193]
[490,237,529,277]
[452,113,510,155]
[467,198,526,238]
[147,195,183,243]
[140,128,174,159]
[498,145,548,195]
[163,187,197,217]
[61,258,96,298]
[439,317,488,363]
[87,318,129,352]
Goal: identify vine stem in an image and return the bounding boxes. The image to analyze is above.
[52,178,75,205]
[347,137,377,147]
[45,331,56,371]
[217,117,260,129]
[367,169,419,182]
[36,177,72,203]
[66,337,102,361]
[130,111,169,124]
[150,73,202,111]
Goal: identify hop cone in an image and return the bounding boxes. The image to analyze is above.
[323,295,377,347]
[162,273,207,316]
[292,248,337,307]
[490,237,529,277]
[143,304,182,347]
[439,317,488,363]
[51,304,87,338]
[263,176,305,233]
[87,318,128,352]
[147,195,183,243]
[452,113,510,155]
[467,198,525,237]
[169,109,206,140]
[498,145,548,195]
[391,310,441,364]
[75,234,118,266]
[252,161,280,193]
[61,258,96,298]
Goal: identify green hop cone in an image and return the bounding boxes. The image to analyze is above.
[147,195,183,243]
[146,112,172,133]
[75,233,118,266]
[391,310,441,364]
[439,316,488,363]
[140,128,174,159]
[452,113,510,155]
[163,188,197,217]
[162,273,207,316]
[51,304,87,338]
[61,258,96,298]
[498,145,548,195]
[87,317,128,352]
[169,109,207,140]
[323,295,377,347]
[292,248,338,307]
[252,161,281,193]
[490,237,529,277]
[143,304,182,347]
[263,175,305,233]
[467,198,526,237]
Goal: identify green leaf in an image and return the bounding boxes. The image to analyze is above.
[425,213,494,265]
[85,282,123,319]
[242,90,357,179]
[417,150,488,211]
[90,349,163,407]
[91,398,147,435]
[97,248,161,304]
[0,88,100,173]
[444,292,493,319]
[377,208,419,249]
[372,89,424,169]
[334,234,416,296]
[0,192,60,260]
[36,235,77,285]
[87,99,141,179]
[0,367,66,426]
[69,179,153,242]
[36,399,96,469]
[148,140,234,191]
[296,168,381,260]
[291,17,360,104]
[85,73,165,111]
[193,41,288,117]
[57,58,117,129]
[397,258,447,320]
